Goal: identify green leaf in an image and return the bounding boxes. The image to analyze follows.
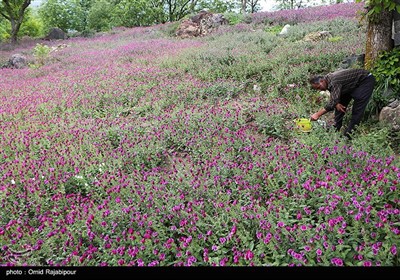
[373,6,382,13]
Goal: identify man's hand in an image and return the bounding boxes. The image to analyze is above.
[310,113,319,121]
[336,103,346,113]
[310,108,327,121]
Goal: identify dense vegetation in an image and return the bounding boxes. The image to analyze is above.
[0,2,399,266]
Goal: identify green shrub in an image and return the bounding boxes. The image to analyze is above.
[162,21,181,37]
[283,18,364,42]
[30,43,52,68]
[255,111,292,140]
[19,15,46,38]
[327,36,343,42]
[223,12,245,25]
[0,20,9,42]
[264,24,284,34]
[350,122,398,157]
[367,48,400,118]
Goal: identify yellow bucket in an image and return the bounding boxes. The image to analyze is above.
[294,118,312,132]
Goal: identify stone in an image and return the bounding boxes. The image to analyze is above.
[338,53,365,69]
[278,24,291,36]
[304,31,332,42]
[394,33,400,47]
[176,11,228,38]
[45,27,68,40]
[1,54,27,69]
[379,100,400,131]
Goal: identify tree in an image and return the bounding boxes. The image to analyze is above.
[247,0,261,13]
[358,0,400,69]
[241,0,247,14]
[196,0,235,13]
[275,0,308,10]
[86,0,114,31]
[237,0,262,14]
[0,0,31,44]
[162,0,196,22]
[112,0,156,27]
[162,0,234,22]
[38,0,93,33]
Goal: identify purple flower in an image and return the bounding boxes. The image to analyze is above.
[331,257,343,266]
[187,256,197,266]
[363,261,372,266]
[219,257,228,266]
[244,250,254,260]
[390,245,397,255]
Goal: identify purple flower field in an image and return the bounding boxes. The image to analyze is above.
[0,3,398,267]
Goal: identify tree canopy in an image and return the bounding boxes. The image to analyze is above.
[0,0,32,44]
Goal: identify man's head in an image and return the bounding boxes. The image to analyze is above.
[309,75,327,91]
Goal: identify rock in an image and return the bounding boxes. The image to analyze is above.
[278,24,291,36]
[176,11,228,38]
[176,20,201,38]
[44,27,68,40]
[1,54,27,69]
[304,31,332,42]
[338,54,365,70]
[379,100,400,131]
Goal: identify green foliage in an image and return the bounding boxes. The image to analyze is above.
[366,48,400,118]
[16,8,46,38]
[30,43,52,68]
[350,122,398,157]
[38,0,89,32]
[327,36,343,43]
[357,0,400,18]
[223,12,245,25]
[112,0,157,27]
[86,0,114,32]
[0,6,44,41]
[161,17,363,94]
[161,21,181,37]
[197,0,235,13]
[371,47,400,94]
[0,18,10,42]
[255,111,291,140]
[264,24,284,34]
[282,17,364,42]
[63,175,91,196]
[161,29,280,82]
[79,28,96,38]
[107,129,121,149]
[198,82,241,100]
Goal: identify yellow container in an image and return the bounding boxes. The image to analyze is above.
[294,118,312,132]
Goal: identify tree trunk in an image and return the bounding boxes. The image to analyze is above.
[394,0,400,47]
[10,19,22,45]
[1,0,31,45]
[241,0,247,14]
[364,9,393,70]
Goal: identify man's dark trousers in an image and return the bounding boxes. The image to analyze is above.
[334,74,376,139]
